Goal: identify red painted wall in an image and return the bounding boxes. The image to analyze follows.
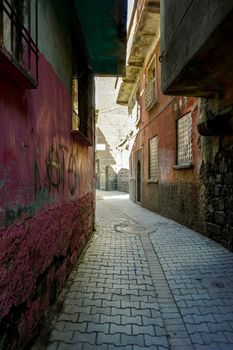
[0,53,95,349]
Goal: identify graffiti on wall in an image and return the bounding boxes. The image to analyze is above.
[0,143,79,227]
[36,143,78,197]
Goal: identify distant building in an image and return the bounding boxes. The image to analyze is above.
[160,0,233,250]
[95,77,129,192]
[117,0,203,232]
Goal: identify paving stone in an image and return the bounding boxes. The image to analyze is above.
[110,323,131,335]
[46,343,58,350]
[96,332,121,345]
[144,335,169,347]
[58,343,83,350]
[83,344,108,350]
[49,330,73,343]
[72,331,96,344]
[41,191,233,350]
[64,322,87,333]
[120,334,144,346]
[111,307,131,316]
[121,315,142,325]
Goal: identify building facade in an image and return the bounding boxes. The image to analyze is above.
[117,0,204,232]
[160,0,233,250]
[0,1,126,349]
[95,77,129,192]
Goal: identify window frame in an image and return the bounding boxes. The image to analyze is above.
[0,0,39,88]
[71,66,94,146]
[148,135,158,182]
[145,56,158,111]
[174,111,193,170]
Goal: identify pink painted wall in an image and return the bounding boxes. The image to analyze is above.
[0,52,95,349]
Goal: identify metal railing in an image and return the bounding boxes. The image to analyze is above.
[0,0,39,86]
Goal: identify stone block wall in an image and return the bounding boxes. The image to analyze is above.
[200,136,233,250]
[105,165,117,191]
[117,168,129,192]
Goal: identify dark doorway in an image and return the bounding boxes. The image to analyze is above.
[136,160,141,203]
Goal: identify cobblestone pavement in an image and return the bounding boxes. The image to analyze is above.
[38,190,233,350]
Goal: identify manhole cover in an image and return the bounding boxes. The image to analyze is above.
[198,276,231,291]
[115,224,156,234]
[212,282,225,289]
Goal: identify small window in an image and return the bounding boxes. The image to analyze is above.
[148,136,158,181]
[177,112,192,166]
[0,0,39,86]
[72,76,80,131]
[71,67,94,145]
[145,58,157,111]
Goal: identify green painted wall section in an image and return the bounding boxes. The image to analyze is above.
[37,0,72,89]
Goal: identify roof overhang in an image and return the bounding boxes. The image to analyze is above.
[117,0,160,105]
[75,0,127,76]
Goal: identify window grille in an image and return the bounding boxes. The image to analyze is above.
[177,112,192,165]
[0,0,39,86]
[149,136,158,181]
[145,65,157,111]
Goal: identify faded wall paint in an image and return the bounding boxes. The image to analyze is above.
[0,2,95,349]
[129,41,205,232]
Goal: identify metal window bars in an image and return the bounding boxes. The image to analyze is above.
[0,0,39,87]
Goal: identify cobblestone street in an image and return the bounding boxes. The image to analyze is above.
[36,190,233,350]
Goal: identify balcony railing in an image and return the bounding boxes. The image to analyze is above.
[0,0,39,88]
[145,79,157,111]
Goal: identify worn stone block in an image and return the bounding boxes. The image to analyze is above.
[225,172,233,185]
[217,199,225,211]
[216,174,224,184]
[206,222,221,236]
[214,211,225,225]
[220,159,228,173]
[225,198,233,210]
[215,185,223,197]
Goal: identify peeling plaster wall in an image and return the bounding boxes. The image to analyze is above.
[0,2,95,349]
[129,42,204,233]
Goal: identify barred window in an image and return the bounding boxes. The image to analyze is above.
[0,0,39,86]
[148,136,158,181]
[145,62,157,111]
[177,112,192,165]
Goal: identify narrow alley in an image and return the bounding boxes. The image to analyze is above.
[34,190,233,350]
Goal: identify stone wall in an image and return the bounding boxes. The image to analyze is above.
[198,96,233,250]
[105,165,117,191]
[117,168,129,193]
[200,135,233,250]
